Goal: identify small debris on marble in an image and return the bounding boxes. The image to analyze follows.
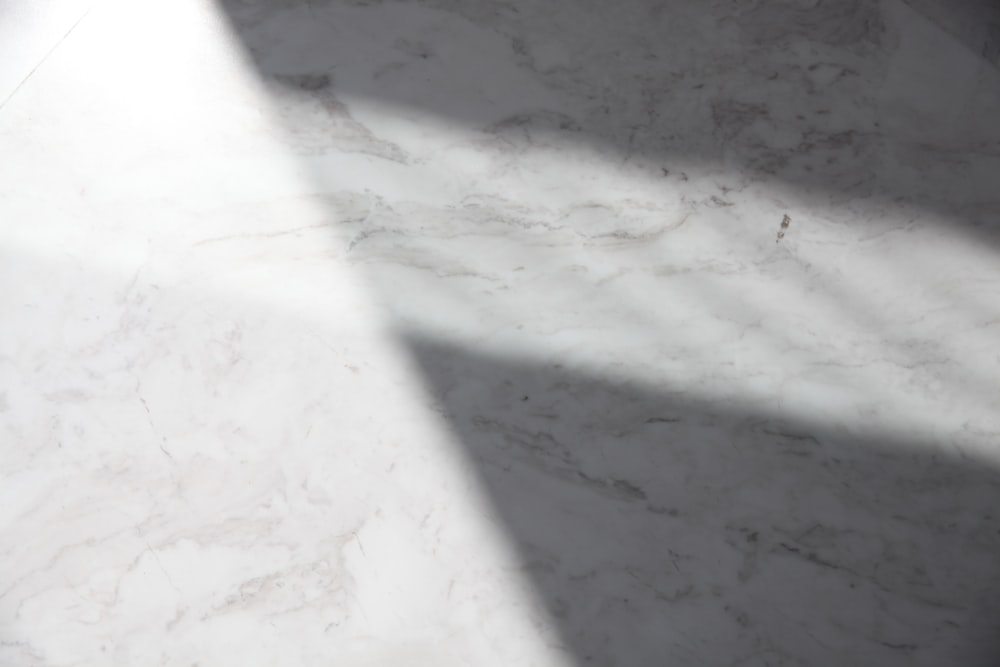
[777,214,791,242]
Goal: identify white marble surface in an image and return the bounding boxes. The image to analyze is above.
[2,0,1000,665]
[0,0,94,106]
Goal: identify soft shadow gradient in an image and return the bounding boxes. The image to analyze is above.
[216,0,1000,247]
[209,0,1000,663]
[404,333,1000,666]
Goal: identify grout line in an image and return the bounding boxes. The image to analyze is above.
[0,2,99,115]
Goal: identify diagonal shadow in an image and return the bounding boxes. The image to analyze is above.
[215,0,1000,248]
[903,0,1000,64]
[207,0,1000,663]
[403,333,1000,666]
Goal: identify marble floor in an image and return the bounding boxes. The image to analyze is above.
[2,0,1000,665]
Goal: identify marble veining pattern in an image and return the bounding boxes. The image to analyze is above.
[2,0,1000,665]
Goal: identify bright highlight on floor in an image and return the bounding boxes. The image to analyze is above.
[2,0,1000,665]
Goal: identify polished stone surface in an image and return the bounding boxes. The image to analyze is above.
[2,0,1000,665]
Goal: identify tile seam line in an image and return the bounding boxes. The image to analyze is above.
[0,2,100,116]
